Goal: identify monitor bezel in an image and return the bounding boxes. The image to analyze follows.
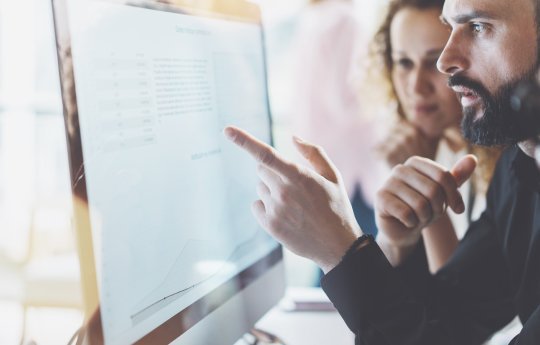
[50,1,283,343]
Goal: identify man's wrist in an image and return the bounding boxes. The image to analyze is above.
[319,232,369,274]
[341,234,374,261]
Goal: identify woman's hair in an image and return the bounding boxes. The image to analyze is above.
[369,0,501,192]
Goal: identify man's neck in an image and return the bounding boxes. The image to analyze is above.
[518,139,537,157]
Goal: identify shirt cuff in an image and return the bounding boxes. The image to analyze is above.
[321,241,398,329]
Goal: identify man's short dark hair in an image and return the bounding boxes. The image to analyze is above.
[536,0,540,33]
[525,0,540,63]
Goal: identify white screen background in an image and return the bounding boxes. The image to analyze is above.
[67,1,278,343]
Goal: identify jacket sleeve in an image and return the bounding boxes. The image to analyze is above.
[321,212,516,345]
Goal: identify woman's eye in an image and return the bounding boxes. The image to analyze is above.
[427,59,438,69]
[396,59,413,69]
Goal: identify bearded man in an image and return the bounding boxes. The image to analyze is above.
[224,0,540,343]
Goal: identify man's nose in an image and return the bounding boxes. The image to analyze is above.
[437,33,469,76]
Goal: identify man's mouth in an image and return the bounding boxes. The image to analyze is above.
[452,85,482,107]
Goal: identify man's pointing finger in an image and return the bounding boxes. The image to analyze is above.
[224,126,297,179]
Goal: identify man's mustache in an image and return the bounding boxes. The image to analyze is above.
[448,75,492,101]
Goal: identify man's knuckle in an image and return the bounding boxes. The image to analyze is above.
[432,170,447,184]
[392,164,406,176]
[259,150,275,166]
[296,172,311,188]
[398,208,413,222]
[277,189,290,203]
[313,144,325,156]
[268,217,281,231]
[426,185,441,201]
[375,190,388,206]
[429,166,441,178]
[405,156,420,165]
[289,164,303,181]
[413,198,429,212]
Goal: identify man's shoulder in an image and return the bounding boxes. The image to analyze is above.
[488,145,521,185]
[486,144,539,213]
[484,146,520,209]
[493,145,539,185]
[495,145,521,173]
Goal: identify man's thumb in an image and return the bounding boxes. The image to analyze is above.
[293,136,339,183]
[451,154,478,187]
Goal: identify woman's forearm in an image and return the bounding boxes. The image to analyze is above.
[422,214,459,274]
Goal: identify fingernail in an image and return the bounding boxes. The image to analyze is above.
[293,135,305,144]
[223,127,235,141]
[456,201,465,214]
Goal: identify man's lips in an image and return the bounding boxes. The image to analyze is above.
[452,85,481,107]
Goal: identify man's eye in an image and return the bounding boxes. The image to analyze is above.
[471,23,486,34]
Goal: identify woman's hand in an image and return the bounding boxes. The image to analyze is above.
[376,120,439,168]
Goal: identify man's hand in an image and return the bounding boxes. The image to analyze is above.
[224,126,361,273]
[375,155,477,265]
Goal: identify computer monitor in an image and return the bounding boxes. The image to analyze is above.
[51,0,285,344]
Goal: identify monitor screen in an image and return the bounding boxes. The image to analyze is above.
[52,0,284,344]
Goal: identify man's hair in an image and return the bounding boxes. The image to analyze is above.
[533,0,540,38]
[534,0,540,67]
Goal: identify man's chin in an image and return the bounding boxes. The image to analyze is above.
[462,105,485,122]
[460,108,501,146]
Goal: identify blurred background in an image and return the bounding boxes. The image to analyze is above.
[0,0,386,343]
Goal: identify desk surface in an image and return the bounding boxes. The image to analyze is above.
[236,287,354,345]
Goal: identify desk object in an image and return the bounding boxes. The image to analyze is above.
[235,287,354,345]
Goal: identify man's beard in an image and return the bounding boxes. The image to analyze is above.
[448,66,540,147]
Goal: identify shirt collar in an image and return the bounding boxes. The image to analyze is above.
[511,145,540,189]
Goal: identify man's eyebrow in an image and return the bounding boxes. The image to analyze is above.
[439,15,449,26]
[440,10,497,25]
